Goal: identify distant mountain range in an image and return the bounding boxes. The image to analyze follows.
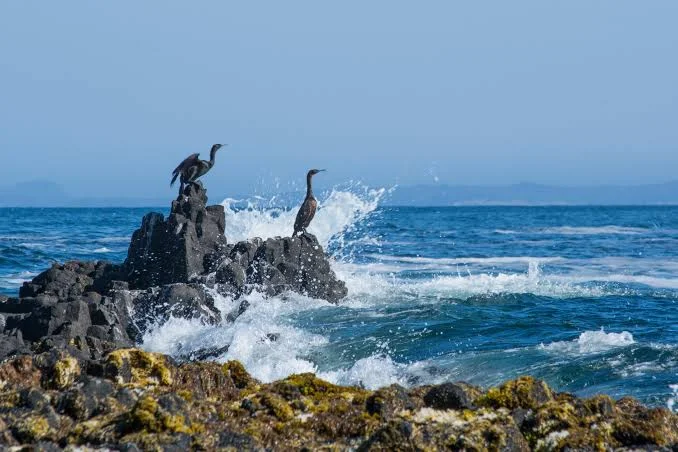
[0,181,167,208]
[384,181,678,206]
[1,180,678,207]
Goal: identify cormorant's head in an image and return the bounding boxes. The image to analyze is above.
[211,143,226,152]
[308,169,326,177]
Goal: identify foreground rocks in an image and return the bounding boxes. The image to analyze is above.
[0,348,675,450]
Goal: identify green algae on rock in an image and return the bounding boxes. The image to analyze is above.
[0,348,676,450]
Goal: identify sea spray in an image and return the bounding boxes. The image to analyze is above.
[221,184,386,247]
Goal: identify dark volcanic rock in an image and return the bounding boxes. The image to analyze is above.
[130,283,221,335]
[247,233,347,303]
[423,382,477,410]
[124,183,228,289]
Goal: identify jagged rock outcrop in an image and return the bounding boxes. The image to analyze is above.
[124,183,228,289]
[121,183,346,302]
[247,234,347,302]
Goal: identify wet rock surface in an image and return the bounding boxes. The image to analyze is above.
[0,349,675,450]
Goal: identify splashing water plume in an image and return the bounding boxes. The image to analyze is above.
[221,185,385,247]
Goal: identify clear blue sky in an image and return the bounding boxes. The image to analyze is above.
[1,1,677,198]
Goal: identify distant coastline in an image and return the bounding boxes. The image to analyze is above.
[2,180,678,207]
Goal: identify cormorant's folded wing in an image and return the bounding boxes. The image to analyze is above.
[171,153,200,186]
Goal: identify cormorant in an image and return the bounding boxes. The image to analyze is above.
[170,144,226,194]
[293,169,325,237]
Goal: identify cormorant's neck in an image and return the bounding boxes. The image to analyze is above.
[209,148,218,166]
[306,173,314,197]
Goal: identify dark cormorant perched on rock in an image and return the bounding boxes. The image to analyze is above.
[293,169,325,237]
[170,144,226,194]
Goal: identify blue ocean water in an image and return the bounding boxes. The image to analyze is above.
[1,193,677,410]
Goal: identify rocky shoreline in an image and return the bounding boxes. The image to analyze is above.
[1,185,677,450]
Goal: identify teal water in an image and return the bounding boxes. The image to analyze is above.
[1,198,677,409]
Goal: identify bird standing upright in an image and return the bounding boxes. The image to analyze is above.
[170,144,226,195]
[293,169,325,237]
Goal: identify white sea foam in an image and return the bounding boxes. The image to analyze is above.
[93,247,113,253]
[143,290,331,383]
[540,329,635,355]
[335,260,620,304]
[0,271,39,287]
[668,384,678,412]
[319,355,408,389]
[221,185,385,247]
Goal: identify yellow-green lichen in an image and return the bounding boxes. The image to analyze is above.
[12,415,51,443]
[477,376,553,410]
[281,373,345,397]
[0,390,20,409]
[53,356,80,389]
[260,393,294,421]
[222,360,252,389]
[106,348,173,386]
[124,395,192,434]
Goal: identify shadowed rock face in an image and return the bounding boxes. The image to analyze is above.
[122,183,346,302]
[124,183,228,289]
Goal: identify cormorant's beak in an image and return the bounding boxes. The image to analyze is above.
[319,169,326,172]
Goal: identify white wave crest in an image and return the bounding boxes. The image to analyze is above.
[668,384,678,412]
[221,186,385,247]
[540,329,635,355]
[540,226,648,235]
[93,247,113,253]
[335,260,619,305]
[319,355,408,389]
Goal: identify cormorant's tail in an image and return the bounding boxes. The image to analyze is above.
[170,172,179,187]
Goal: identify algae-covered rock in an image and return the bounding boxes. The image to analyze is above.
[104,348,173,387]
[52,356,80,390]
[366,384,420,419]
[222,360,254,389]
[0,348,676,450]
[477,376,553,410]
[11,415,52,443]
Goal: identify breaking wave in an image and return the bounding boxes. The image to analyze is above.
[221,185,385,247]
[539,329,635,355]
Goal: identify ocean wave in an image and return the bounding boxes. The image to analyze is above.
[539,330,635,355]
[142,289,331,383]
[96,236,131,244]
[540,226,649,235]
[669,384,678,412]
[93,247,113,253]
[335,260,636,303]
[319,355,409,389]
[368,255,563,266]
[0,271,39,287]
